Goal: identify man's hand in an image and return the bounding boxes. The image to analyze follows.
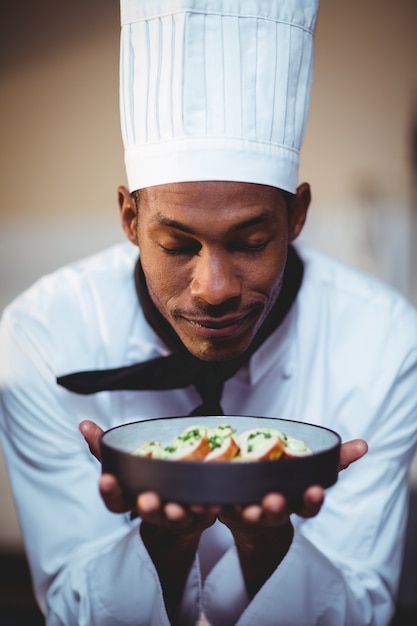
[339,438,368,471]
[80,419,367,516]
[80,420,368,605]
[79,419,218,622]
[226,437,369,526]
[79,419,219,522]
[217,436,368,598]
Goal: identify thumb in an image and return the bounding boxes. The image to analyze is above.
[339,439,368,471]
[79,420,104,462]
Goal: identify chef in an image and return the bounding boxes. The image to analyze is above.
[1,1,417,625]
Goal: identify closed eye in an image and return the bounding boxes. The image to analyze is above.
[231,241,269,253]
[160,243,201,256]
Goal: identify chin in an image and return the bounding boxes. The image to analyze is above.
[185,338,252,362]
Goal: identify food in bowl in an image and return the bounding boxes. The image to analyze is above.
[132,423,312,462]
[100,416,341,504]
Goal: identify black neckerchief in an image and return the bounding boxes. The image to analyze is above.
[57,245,303,415]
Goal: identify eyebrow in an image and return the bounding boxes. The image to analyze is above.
[154,211,272,234]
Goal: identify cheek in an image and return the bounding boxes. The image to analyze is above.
[140,253,190,309]
[138,235,171,297]
[142,260,168,299]
[248,250,287,295]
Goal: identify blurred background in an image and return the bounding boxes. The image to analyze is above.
[0,0,416,623]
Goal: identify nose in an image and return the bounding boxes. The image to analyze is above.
[190,249,241,305]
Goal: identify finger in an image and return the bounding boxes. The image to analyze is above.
[241,504,263,523]
[99,473,130,513]
[190,504,221,516]
[298,485,324,518]
[79,420,104,462]
[189,504,205,514]
[339,439,368,471]
[261,493,288,524]
[137,491,162,516]
[164,502,187,521]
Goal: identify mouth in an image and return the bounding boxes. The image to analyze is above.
[182,311,258,339]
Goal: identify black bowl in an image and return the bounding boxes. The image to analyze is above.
[100,415,341,505]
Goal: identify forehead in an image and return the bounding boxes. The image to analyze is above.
[138,181,285,223]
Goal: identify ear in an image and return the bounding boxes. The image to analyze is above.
[118,185,138,245]
[288,182,311,242]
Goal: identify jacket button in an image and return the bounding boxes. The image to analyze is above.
[282,363,295,379]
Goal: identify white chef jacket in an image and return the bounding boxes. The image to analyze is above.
[1,241,416,626]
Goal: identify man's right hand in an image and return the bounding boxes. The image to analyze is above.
[79,419,217,622]
[79,419,220,524]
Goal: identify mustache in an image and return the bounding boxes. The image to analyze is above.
[172,300,262,320]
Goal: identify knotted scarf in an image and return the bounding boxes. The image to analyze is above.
[57,245,303,415]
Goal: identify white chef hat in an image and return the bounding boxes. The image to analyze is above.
[120,0,319,193]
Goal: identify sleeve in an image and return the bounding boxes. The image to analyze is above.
[0,309,202,626]
[203,298,417,626]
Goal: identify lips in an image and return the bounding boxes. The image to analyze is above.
[183,311,256,338]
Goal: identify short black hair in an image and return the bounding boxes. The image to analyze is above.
[132,187,294,217]
[132,189,141,215]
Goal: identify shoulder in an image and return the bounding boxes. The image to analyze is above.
[291,244,417,446]
[294,243,417,375]
[296,242,417,325]
[3,242,137,320]
[0,243,142,371]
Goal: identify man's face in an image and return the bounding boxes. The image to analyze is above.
[126,181,307,361]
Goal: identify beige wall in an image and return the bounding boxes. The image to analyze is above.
[1,0,416,549]
[1,0,416,223]
[0,0,126,222]
[302,0,417,206]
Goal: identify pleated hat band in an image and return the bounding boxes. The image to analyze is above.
[119,0,319,193]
